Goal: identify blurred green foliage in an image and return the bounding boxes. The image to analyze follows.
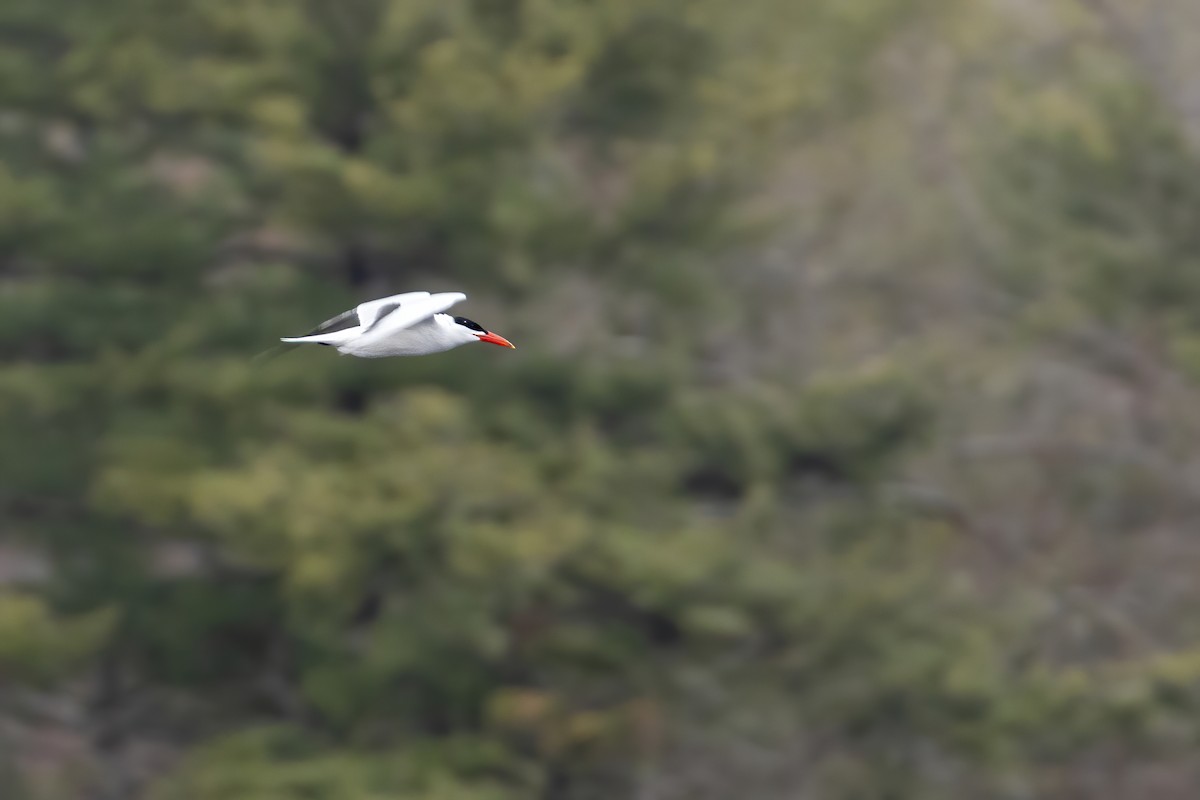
[5,0,1200,798]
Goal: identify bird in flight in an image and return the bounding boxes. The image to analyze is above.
[274,291,515,358]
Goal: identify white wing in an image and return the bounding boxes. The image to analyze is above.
[355,291,431,330]
[361,292,467,336]
[280,291,464,346]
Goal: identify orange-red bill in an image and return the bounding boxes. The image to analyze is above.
[478,331,516,349]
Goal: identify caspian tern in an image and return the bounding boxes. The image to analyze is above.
[277,291,515,358]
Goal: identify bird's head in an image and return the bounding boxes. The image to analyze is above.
[448,315,516,349]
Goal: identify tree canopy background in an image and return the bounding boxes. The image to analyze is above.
[4,1,1200,798]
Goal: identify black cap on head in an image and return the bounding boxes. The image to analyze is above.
[453,316,487,333]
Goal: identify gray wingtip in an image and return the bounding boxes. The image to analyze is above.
[253,344,295,363]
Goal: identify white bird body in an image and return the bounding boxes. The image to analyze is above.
[277,291,515,358]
